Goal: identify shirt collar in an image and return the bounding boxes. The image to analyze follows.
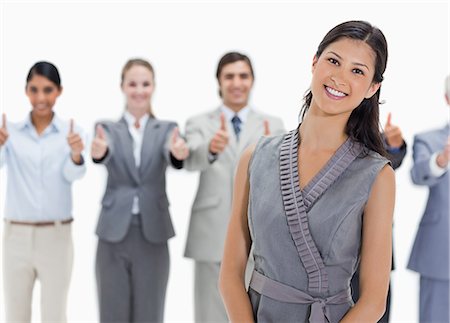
[20,112,61,133]
[123,110,149,129]
[220,105,251,123]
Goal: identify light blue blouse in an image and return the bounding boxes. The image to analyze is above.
[0,113,86,221]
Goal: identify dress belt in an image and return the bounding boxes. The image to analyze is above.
[6,218,73,226]
[249,270,352,323]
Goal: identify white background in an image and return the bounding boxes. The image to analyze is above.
[0,1,449,322]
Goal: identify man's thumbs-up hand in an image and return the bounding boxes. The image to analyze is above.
[209,113,229,154]
[436,136,450,169]
[0,113,9,147]
[263,119,271,136]
[383,112,404,149]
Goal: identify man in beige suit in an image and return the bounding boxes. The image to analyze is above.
[184,52,285,322]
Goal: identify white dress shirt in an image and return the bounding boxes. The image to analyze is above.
[123,111,149,214]
[220,104,250,126]
[429,124,450,177]
[429,152,450,177]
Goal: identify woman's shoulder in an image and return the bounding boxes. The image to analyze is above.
[368,149,392,172]
[248,131,289,169]
[352,145,392,178]
[366,149,390,163]
[252,131,287,156]
[151,118,177,128]
[95,119,117,130]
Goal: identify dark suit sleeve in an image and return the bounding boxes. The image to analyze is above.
[92,149,109,164]
[386,140,407,170]
[382,133,407,170]
[170,153,184,169]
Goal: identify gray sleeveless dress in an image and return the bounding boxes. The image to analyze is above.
[247,129,390,323]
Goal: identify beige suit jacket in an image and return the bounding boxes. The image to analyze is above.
[184,107,285,261]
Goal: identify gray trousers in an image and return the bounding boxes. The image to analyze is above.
[419,276,449,323]
[194,262,228,323]
[194,256,254,323]
[96,221,169,323]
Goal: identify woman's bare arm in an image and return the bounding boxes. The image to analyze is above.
[219,145,255,323]
[341,164,395,322]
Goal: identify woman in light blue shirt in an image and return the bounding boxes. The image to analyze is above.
[0,61,86,323]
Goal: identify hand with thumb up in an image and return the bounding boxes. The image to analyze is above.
[0,113,9,147]
[263,119,271,136]
[169,127,189,160]
[209,113,229,154]
[67,119,85,164]
[383,112,404,149]
[436,136,450,169]
[91,124,109,160]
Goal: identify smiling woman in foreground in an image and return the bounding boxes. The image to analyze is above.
[219,20,395,323]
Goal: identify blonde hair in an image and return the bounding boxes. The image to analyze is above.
[121,58,155,117]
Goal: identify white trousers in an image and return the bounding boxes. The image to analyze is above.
[2,221,73,323]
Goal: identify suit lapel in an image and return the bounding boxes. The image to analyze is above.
[213,108,266,158]
[211,107,265,159]
[237,110,264,153]
[139,118,160,176]
[117,117,140,183]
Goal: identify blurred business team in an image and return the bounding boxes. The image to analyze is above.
[2,56,447,323]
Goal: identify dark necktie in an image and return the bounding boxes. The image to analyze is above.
[231,115,242,140]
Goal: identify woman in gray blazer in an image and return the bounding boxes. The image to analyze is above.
[91,58,189,322]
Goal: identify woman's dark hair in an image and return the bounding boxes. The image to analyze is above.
[300,20,388,156]
[26,61,61,88]
[216,52,254,97]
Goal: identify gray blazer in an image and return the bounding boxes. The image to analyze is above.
[183,107,285,262]
[408,125,449,280]
[94,117,181,243]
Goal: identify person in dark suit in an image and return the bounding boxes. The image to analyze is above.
[407,75,449,323]
[350,112,407,322]
[90,58,189,322]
